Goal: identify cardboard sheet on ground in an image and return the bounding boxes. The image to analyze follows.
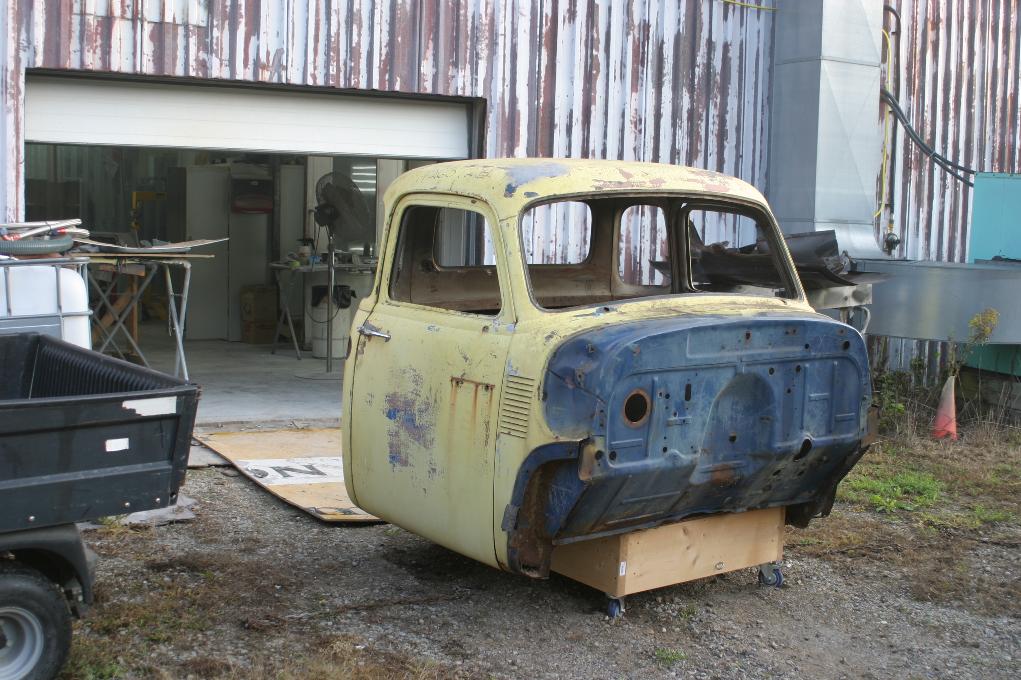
[198,428,379,523]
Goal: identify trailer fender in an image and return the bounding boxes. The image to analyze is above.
[0,524,96,614]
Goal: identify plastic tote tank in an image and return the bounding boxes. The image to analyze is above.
[0,257,91,348]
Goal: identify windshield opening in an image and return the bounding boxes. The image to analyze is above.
[519,195,798,310]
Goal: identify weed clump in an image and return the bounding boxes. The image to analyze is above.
[842,469,941,513]
[654,648,688,666]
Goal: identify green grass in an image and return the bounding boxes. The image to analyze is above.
[841,470,942,513]
[654,648,688,666]
[969,504,1014,525]
[60,636,126,680]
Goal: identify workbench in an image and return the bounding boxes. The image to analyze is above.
[81,252,212,381]
[269,260,375,360]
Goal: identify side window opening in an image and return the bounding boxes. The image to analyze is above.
[686,207,796,299]
[389,204,501,315]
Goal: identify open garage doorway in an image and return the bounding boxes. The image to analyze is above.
[23,74,482,425]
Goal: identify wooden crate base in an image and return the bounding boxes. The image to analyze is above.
[550,507,785,598]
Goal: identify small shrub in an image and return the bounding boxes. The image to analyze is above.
[873,370,914,434]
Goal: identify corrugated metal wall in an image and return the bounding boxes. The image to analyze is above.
[880,0,1020,263]
[2,0,775,249]
[4,2,1016,259]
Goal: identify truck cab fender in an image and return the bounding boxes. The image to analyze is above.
[502,440,585,578]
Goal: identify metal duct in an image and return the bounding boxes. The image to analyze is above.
[767,0,886,259]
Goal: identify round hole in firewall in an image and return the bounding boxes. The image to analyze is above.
[623,389,651,426]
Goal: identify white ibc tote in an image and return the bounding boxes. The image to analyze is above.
[0,258,91,349]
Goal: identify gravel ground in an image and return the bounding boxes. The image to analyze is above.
[65,461,1021,680]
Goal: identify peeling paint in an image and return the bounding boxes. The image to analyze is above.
[503,160,569,197]
[384,389,435,468]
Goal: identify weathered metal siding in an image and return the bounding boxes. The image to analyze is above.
[2,0,775,249]
[881,0,1020,263]
[873,1,1019,379]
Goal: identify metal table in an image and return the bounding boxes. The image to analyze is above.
[82,253,212,381]
[269,261,374,362]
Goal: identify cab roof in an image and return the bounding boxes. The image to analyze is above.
[384,158,768,220]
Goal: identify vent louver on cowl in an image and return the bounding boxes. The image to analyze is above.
[498,374,535,438]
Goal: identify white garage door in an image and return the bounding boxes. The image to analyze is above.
[25,75,471,159]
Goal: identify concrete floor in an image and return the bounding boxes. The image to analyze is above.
[134,323,344,426]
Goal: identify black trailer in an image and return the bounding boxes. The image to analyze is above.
[0,334,198,679]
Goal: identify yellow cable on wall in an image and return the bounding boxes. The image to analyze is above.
[875,29,894,220]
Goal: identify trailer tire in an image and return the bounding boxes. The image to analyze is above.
[0,562,72,680]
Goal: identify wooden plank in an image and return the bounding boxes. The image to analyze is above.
[94,287,132,330]
[551,507,784,598]
[93,262,147,276]
[549,532,623,596]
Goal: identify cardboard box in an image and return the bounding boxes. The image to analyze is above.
[240,285,277,324]
[241,321,277,345]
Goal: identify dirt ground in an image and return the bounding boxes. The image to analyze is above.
[61,429,1020,680]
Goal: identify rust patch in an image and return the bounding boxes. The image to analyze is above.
[507,463,562,577]
[863,405,880,446]
[710,465,739,487]
[448,377,495,448]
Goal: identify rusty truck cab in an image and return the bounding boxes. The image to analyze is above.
[343,159,872,579]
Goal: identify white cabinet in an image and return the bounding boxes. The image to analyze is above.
[167,166,270,341]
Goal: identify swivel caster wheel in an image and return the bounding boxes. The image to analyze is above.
[757,563,784,588]
[606,597,625,618]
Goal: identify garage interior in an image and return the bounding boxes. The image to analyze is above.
[23,75,477,424]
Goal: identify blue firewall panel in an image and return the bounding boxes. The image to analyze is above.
[539,312,871,540]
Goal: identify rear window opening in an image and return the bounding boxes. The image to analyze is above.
[520,196,798,310]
